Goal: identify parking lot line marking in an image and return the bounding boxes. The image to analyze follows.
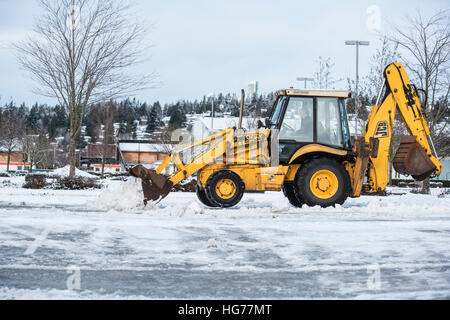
[24,228,50,255]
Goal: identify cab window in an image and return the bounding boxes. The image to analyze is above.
[316,98,343,146]
[279,97,313,142]
[270,96,287,128]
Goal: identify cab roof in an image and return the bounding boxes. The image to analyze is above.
[276,88,351,98]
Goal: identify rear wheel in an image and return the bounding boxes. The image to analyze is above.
[205,170,245,208]
[282,183,303,207]
[196,184,218,207]
[296,158,350,207]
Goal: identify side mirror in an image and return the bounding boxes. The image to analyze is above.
[256,120,264,129]
[265,118,271,128]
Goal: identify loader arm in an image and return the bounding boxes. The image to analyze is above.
[157,128,235,186]
[129,128,235,203]
[352,62,442,196]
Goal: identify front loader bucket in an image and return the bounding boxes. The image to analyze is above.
[393,136,436,181]
[129,165,173,205]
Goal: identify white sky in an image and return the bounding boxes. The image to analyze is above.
[0,0,448,106]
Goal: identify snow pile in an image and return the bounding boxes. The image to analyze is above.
[170,201,204,217]
[49,165,97,178]
[271,201,290,213]
[87,177,150,211]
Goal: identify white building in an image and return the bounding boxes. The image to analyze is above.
[247,81,259,101]
[89,164,124,173]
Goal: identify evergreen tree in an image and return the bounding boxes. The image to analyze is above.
[168,103,187,129]
[75,130,87,149]
[131,120,137,139]
[26,103,40,129]
[138,102,148,118]
[146,105,160,133]
[118,122,126,135]
[48,116,57,139]
[153,101,162,118]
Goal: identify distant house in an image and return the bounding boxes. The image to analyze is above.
[86,144,117,159]
[0,150,30,171]
[80,143,123,172]
[117,140,175,174]
[91,164,123,174]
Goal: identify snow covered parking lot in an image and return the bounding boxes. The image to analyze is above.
[0,177,449,299]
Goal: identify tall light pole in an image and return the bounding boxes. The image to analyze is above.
[345,40,369,136]
[296,77,314,89]
[50,142,57,168]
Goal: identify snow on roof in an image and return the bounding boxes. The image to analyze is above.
[119,142,170,153]
[0,146,23,153]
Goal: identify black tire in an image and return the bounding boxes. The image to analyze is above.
[196,184,218,207]
[205,170,245,208]
[282,183,303,208]
[296,158,350,208]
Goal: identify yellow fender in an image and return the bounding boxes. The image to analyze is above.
[288,144,348,164]
[284,144,348,182]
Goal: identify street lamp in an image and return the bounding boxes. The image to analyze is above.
[296,77,314,89]
[345,40,369,136]
[50,142,57,168]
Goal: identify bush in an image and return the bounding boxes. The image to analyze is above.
[392,179,450,188]
[53,176,101,190]
[0,172,10,177]
[23,174,47,189]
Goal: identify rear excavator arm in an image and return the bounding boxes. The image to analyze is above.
[351,62,442,196]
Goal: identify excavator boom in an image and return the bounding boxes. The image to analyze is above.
[355,62,442,195]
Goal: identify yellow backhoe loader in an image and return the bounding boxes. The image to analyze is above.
[130,62,442,208]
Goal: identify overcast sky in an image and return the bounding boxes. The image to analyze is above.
[0,0,448,107]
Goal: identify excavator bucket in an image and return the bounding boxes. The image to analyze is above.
[393,136,436,181]
[129,165,173,205]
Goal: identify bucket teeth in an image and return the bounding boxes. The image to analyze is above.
[129,165,173,204]
[393,136,436,180]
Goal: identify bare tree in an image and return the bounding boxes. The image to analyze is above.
[22,132,52,172]
[14,0,156,177]
[363,36,399,101]
[313,56,340,89]
[100,102,115,179]
[386,9,450,192]
[387,10,449,147]
[0,106,24,172]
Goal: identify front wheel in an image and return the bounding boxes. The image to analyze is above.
[296,158,350,208]
[196,184,218,207]
[205,170,245,208]
[282,183,303,208]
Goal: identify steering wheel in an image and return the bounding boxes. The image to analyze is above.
[280,123,295,137]
[282,123,295,131]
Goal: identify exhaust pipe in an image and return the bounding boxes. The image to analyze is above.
[238,89,245,130]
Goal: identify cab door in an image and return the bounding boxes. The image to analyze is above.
[277,96,314,163]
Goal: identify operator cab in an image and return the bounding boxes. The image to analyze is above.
[269,89,352,164]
